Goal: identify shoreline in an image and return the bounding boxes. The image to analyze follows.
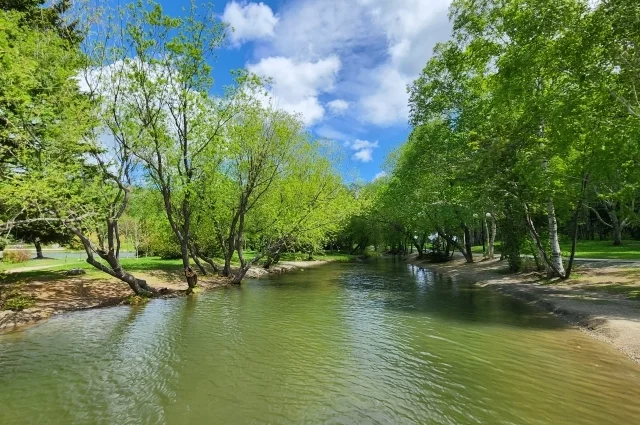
[0,259,335,334]
[408,255,640,365]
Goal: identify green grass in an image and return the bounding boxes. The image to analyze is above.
[0,250,356,286]
[0,258,84,272]
[0,257,186,285]
[468,240,640,260]
[471,243,503,254]
[560,240,640,260]
[1,292,37,311]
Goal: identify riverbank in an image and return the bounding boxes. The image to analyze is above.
[0,259,335,333]
[408,255,640,364]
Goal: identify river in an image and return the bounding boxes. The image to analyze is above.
[1,260,640,424]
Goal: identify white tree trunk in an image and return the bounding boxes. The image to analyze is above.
[547,198,565,277]
[486,213,497,259]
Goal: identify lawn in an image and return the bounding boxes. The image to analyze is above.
[470,240,640,260]
[0,257,187,285]
[0,250,354,286]
[0,258,82,272]
[559,240,640,260]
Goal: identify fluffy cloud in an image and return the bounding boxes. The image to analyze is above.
[252,0,452,126]
[345,139,379,163]
[222,1,279,46]
[247,55,341,126]
[359,65,411,126]
[327,99,349,115]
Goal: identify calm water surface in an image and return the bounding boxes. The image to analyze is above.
[1,260,640,424]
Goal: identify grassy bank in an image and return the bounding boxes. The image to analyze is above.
[0,250,354,332]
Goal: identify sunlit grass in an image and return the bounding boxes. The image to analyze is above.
[0,258,82,272]
[468,240,640,260]
[559,240,640,260]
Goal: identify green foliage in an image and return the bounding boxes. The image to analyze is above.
[346,0,640,274]
[123,294,151,306]
[0,238,6,251]
[1,290,36,311]
[500,202,526,272]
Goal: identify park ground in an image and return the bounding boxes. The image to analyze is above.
[0,251,355,332]
[409,252,640,364]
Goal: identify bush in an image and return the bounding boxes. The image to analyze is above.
[152,243,182,260]
[1,292,36,311]
[2,249,31,263]
[123,295,150,306]
[0,238,6,251]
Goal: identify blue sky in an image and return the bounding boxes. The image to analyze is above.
[159,0,453,181]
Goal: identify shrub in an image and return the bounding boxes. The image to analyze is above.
[123,295,151,306]
[0,238,6,252]
[1,293,36,311]
[2,249,31,263]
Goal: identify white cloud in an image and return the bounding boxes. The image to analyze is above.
[353,149,374,162]
[373,171,388,181]
[315,126,349,141]
[327,99,349,115]
[222,1,279,46]
[359,65,411,126]
[253,0,452,126]
[345,139,379,163]
[247,55,341,126]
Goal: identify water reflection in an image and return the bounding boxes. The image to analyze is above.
[1,260,640,425]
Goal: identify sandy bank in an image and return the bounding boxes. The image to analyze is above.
[0,260,334,333]
[408,255,640,364]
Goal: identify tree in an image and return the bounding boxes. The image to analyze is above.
[12,216,71,258]
[86,0,233,294]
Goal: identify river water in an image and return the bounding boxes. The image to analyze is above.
[1,260,640,424]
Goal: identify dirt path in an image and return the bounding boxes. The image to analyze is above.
[0,259,334,333]
[409,255,640,364]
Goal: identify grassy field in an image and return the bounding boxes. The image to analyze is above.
[0,250,355,285]
[0,257,186,285]
[558,240,640,260]
[469,240,640,260]
[0,258,83,272]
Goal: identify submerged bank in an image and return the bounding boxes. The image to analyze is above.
[409,255,640,364]
[0,260,334,333]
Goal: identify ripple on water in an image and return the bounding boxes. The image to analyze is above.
[1,261,640,425]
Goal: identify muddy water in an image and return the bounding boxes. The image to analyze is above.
[1,260,640,424]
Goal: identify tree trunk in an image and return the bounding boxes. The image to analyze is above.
[180,241,197,295]
[192,242,220,274]
[193,258,207,275]
[411,237,424,258]
[486,214,496,259]
[71,226,157,297]
[525,207,563,278]
[189,243,207,276]
[547,198,566,277]
[463,224,473,263]
[440,229,472,263]
[34,238,43,259]
[608,207,623,246]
